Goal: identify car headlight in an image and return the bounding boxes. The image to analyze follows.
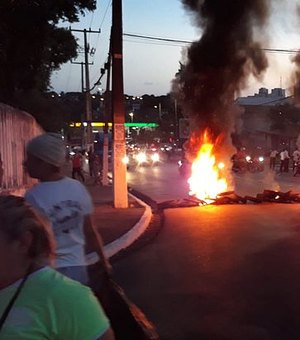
[136,152,147,163]
[151,153,160,162]
[245,156,251,162]
[258,156,264,162]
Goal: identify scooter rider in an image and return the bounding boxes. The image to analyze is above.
[231,147,247,172]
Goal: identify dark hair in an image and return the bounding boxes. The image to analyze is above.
[0,195,55,262]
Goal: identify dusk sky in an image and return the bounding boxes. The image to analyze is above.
[50,0,300,97]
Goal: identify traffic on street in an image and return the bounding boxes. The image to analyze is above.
[116,158,300,339]
[127,159,300,202]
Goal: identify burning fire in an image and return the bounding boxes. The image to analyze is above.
[188,130,228,203]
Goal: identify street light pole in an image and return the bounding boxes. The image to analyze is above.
[158,102,162,120]
[102,33,112,187]
[70,27,99,148]
[83,29,94,147]
[174,98,178,139]
[129,112,134,122]
[112,0,128,208]
[154,104,162,120]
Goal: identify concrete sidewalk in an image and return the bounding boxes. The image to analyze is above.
[88,182,153,258]
[64,161,152,258]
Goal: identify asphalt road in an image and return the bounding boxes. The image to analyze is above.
[126,161,189,202]
[113,162,300,339]
[127,162,300,201]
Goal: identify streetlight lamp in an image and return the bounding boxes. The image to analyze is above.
[154,103,162,120]
[129,112,134,122]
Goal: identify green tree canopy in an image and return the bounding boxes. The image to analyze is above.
[0,0,96,103]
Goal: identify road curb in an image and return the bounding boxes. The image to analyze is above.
[128,187,159,211]
[103,192,153,258]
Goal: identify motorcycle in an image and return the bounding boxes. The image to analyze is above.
[231,157,247,173]
[247,155,265,173]
[293,161,300,176]
[232,155,264,173]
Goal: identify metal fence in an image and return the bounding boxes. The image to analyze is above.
[0,103,42,193]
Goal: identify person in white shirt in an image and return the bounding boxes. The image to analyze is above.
[23,133,109,285]
[269,149,278,170]
[279,149,290,173]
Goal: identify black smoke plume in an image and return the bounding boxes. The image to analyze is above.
[292,6,300,103]
[175,0,269,139]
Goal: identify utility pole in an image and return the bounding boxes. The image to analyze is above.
[83,29,93,147]
[102,34,112,186]
[80,62,84,92]
[71,60,93,146]
[158,102,162,120]
[112,0,128,208]
[70,28,100,148]
[174,98,178,139]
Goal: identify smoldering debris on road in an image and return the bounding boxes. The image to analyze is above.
[157,190,300,209]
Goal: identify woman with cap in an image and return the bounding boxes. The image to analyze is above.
[23,133,109,286]
[0,195,114,339]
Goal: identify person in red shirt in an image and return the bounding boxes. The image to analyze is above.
[72,151,85,182]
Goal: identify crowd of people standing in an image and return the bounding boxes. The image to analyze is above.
[269,147,300,173]
[71,146,103,185]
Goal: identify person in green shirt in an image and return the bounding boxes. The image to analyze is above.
[0,195,114,340]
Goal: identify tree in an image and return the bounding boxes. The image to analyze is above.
[13,90,80,132]
[0,0,96,103]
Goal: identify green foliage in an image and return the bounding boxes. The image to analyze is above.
[13,90,72,132]
[0,0,96,103]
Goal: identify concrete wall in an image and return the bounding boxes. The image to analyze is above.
[0,103,42,195]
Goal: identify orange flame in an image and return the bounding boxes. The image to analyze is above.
[188,130,228,203]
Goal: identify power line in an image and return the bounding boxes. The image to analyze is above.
[92,0,112,55]
[99,0,112,29]
[89,1,112,87]
[89,12,94,28]
[123,38,184,48]
[263,48,300,54]
[124,33,191,44]
[123,32,300,54]
[92,1,111,55]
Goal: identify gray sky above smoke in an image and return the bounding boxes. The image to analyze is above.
[50,0,300,97]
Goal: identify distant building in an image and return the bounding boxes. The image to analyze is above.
[236,87,291,106]
[234,88,300,152]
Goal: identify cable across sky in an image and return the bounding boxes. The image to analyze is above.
[123,33,300,55]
